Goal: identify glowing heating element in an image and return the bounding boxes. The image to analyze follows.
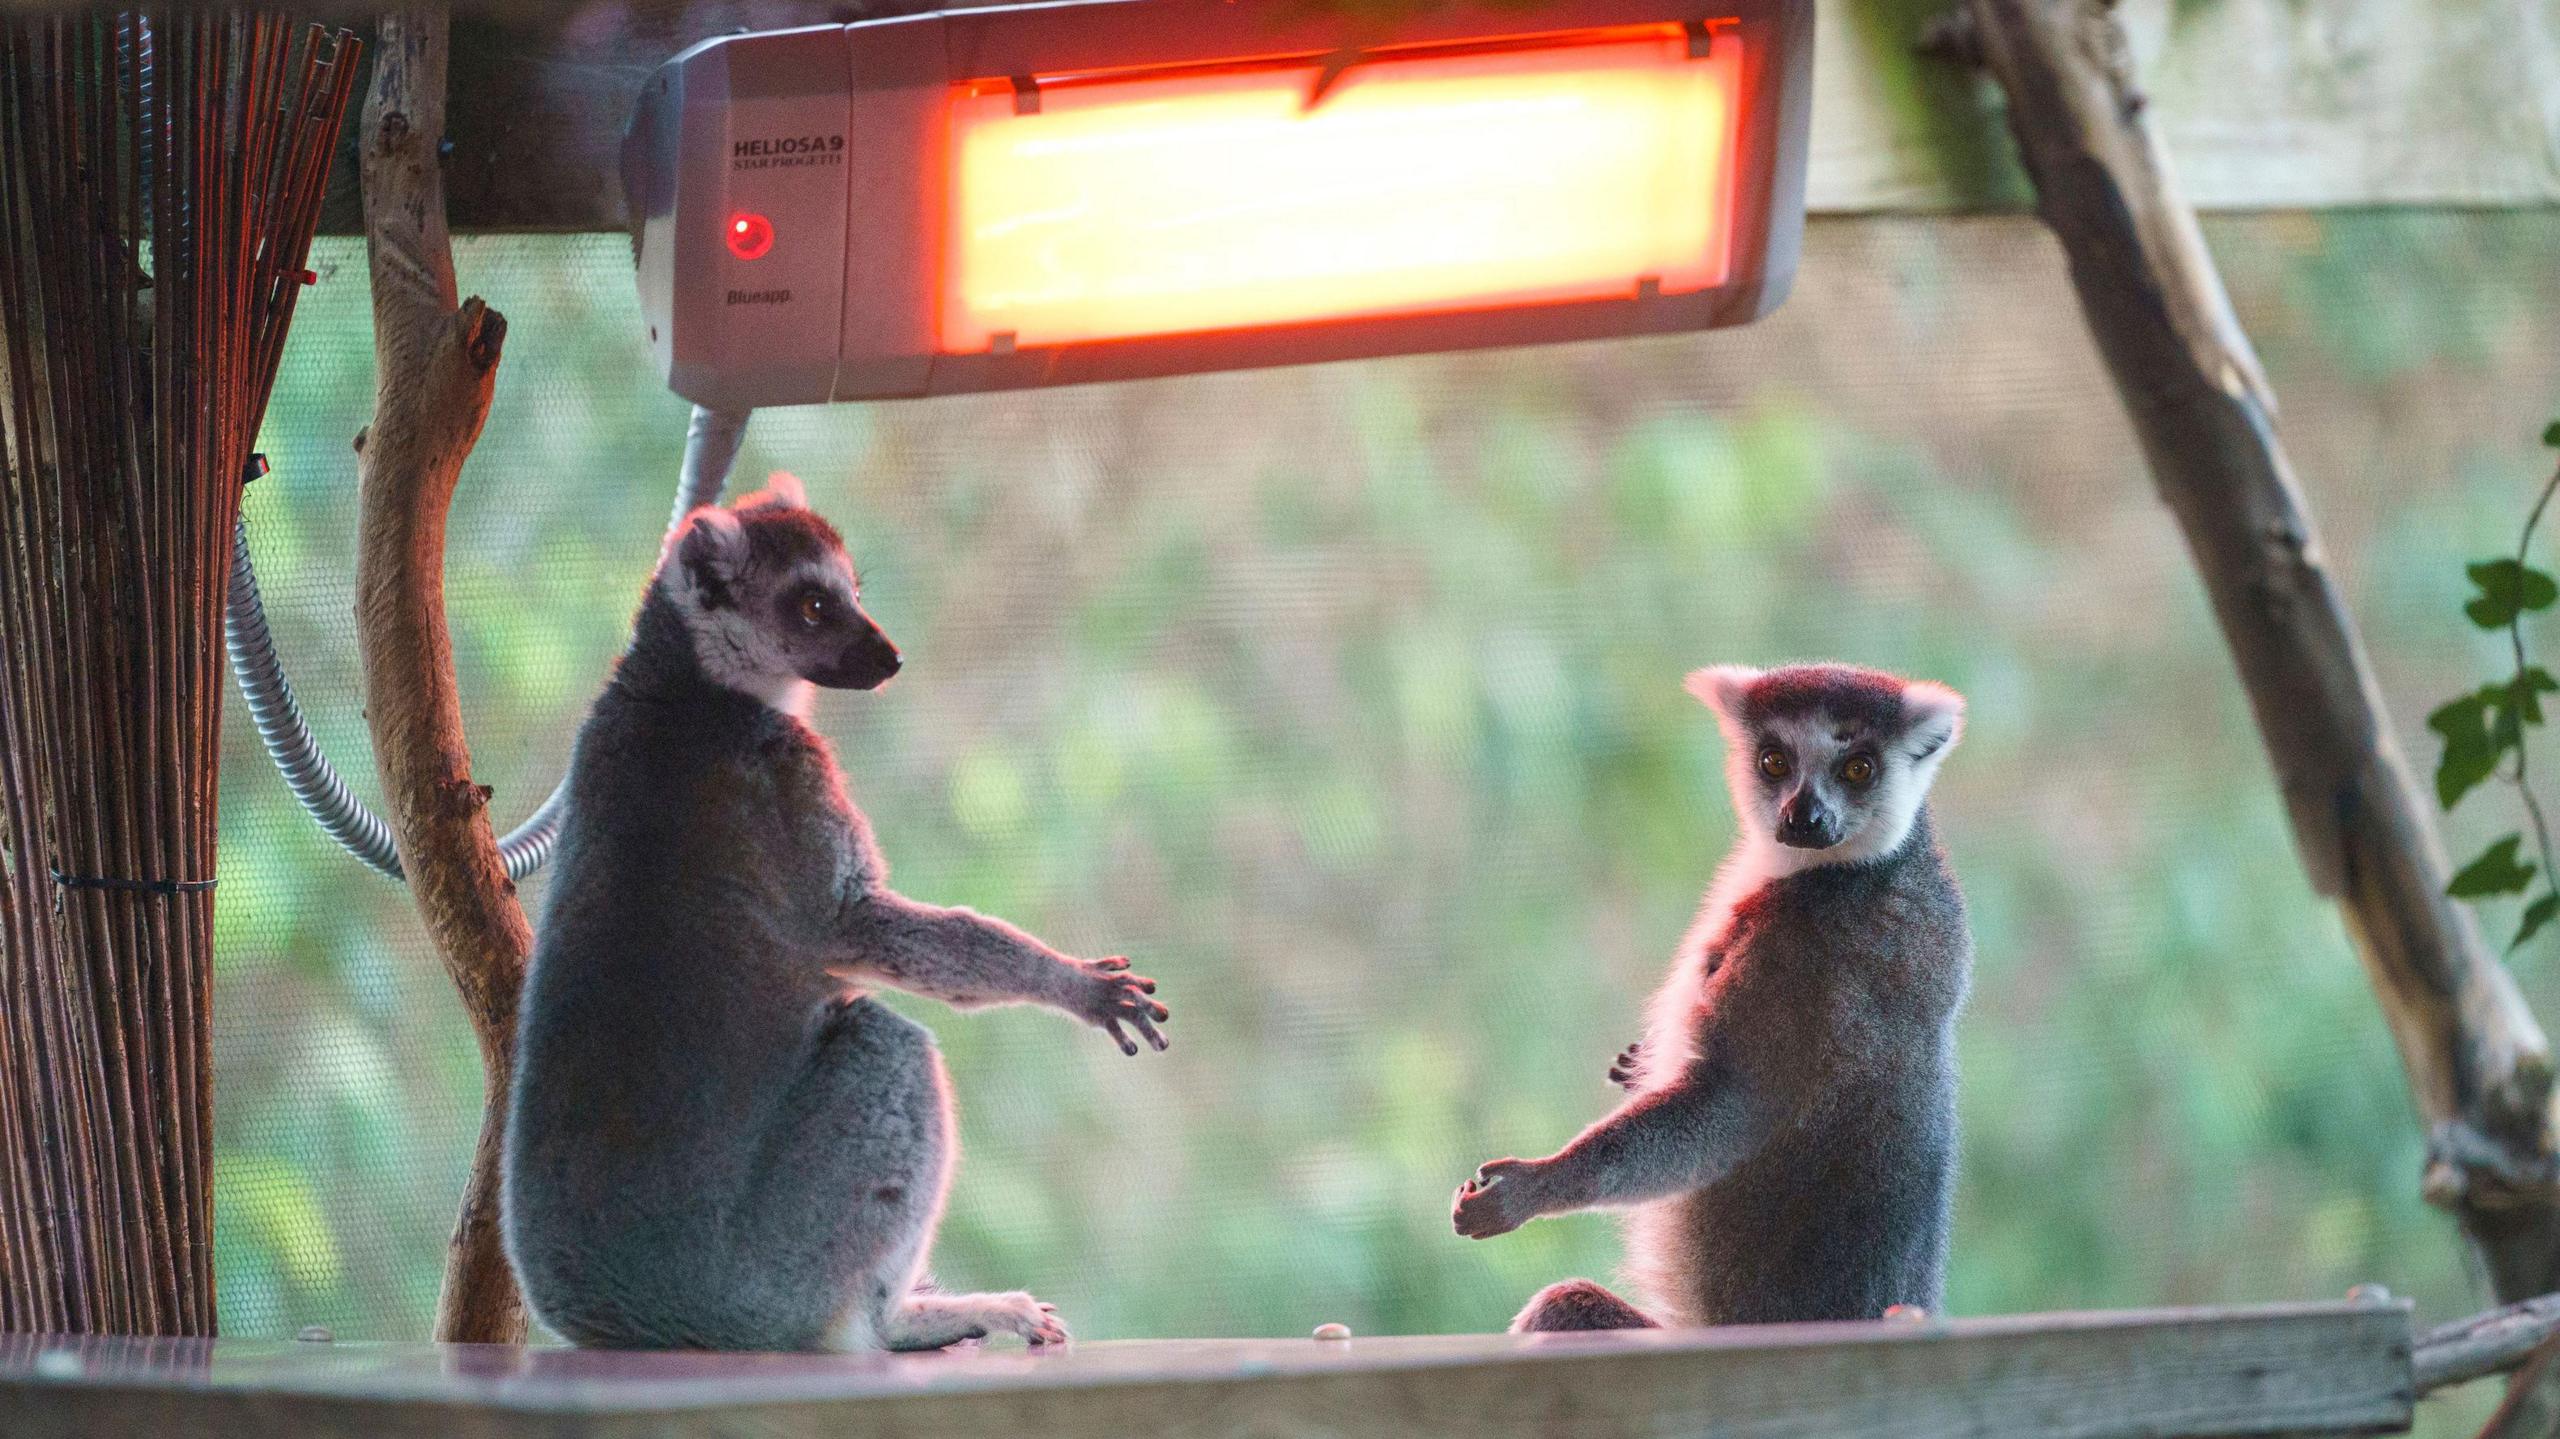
[942,28,1741,353]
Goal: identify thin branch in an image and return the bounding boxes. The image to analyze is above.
[2476,1329,2560,1439]
[2419,1292,2560,1394]
[2503,465,2560,922]
[354,4,530,1344]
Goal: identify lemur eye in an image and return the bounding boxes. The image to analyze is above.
[1840,754,1877,786]
[1758,748,1791,780]
[796,591,831,627]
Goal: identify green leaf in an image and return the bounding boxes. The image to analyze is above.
[2430,691,2508,809]
[2451,834,2538,898]
[2466,559,2560,629]
[2542,419,2560,448]
[2515,667,2560,726]
[2516,891,2560,951]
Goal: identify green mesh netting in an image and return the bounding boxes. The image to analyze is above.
[218,215,2560,1387]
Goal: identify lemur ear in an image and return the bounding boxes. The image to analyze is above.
[671,507,745,609]
[1902,680,1967,761]
[737,471,807,511]
[1684,665,1763,722]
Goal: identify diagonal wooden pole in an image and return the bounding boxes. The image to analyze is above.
[353,4,531,1344]
[1951,0,2560,1303]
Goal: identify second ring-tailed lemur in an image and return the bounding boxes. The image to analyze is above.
[503,476,1169,1352]
[1453,663,1970,1331]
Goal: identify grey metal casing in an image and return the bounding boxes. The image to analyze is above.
[627,0,1814,408]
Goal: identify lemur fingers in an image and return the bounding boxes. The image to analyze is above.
[889,1292,1068,1349]
[1607,1041,1643,1090]
[1452,1158,1541,1240]
[1081,956,1170,1055]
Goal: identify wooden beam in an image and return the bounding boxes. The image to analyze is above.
[312,0,856,235]
[1954,0,2560,1304]
[250,0,2558,235]
[351,5,534,1345]
[0,1302,2417,1439]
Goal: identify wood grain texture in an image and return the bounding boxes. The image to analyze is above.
[351,5,534,1346]
[0,1303,2417,1439]
[1960,0,2560,1305]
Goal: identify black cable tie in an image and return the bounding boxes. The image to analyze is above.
[243,452,270,485]
[50,867,217,896]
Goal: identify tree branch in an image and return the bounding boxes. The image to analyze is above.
[2420,1293,2560,1395]
[1954,0,2560,1300]
[353,4,531,1345]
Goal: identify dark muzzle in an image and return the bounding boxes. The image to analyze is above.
[1775,790,1842,849]
[806,623,902,691]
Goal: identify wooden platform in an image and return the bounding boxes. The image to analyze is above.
[0,1301,2416,1439]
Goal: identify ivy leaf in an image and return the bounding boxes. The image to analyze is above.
[2431,691,2509,809]
[2514,666,2560,726]
[2470,558,2560,626]
[2451,834,2538,899]
[2517,891,2560,951]
[2465,559,2560,629]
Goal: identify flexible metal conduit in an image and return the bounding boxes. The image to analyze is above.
[223,405,752,882]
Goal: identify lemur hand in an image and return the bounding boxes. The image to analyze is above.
[1452,1157,1551,1240]
[1607,1040,1643,1091]
[1074,956,1168,1056]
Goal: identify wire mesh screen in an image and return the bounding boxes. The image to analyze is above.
[217,213,2560,1362]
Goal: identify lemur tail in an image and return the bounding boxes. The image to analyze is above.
[1510,1279,1660,1333]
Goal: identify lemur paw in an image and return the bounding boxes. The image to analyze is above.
[1452,1158,1541,1240]
[1607,1041,1643,1091]
[980,1292,1070,1347]
[1076,956,1169,1056]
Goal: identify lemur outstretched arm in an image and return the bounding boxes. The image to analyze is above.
[827,892,1169,1054]
[1453,1063,1775,1240]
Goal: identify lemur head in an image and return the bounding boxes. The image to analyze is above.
[1687,663,1964,867]
[656,473,900,714]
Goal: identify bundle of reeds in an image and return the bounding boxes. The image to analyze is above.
[0,12,358,1336]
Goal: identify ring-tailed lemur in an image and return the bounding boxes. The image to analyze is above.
[1453,663,1970,1331]
[502,476,1168,1352]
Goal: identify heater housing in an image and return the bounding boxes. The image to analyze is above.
[626,0,1813,408]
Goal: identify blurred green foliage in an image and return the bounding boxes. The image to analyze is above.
[213,211,2560,1436]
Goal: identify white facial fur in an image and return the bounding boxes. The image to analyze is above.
[656,477,863,718]
[1636,665,1963,1090]
[1685,665,1962,875]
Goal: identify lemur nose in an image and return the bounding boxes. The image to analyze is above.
[1776,792,1839,849]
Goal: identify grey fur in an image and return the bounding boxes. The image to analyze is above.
[1454,663,1970,1331]
[502,483,1166,1352]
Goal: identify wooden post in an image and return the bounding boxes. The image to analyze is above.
[1953,0,2560,1301]
[352,5,533,1345]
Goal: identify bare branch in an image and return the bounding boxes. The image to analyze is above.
[2420,1293,2560,1395]
[353,4,532,1345]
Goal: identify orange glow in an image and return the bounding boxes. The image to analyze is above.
[941,26,1740,351]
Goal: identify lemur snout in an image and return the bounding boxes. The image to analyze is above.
[1775,789,1841,849]
[810,624,901,690]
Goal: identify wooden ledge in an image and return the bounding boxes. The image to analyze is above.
[0,1301,2413,1438]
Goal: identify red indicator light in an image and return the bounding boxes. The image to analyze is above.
[727,211,775,261]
